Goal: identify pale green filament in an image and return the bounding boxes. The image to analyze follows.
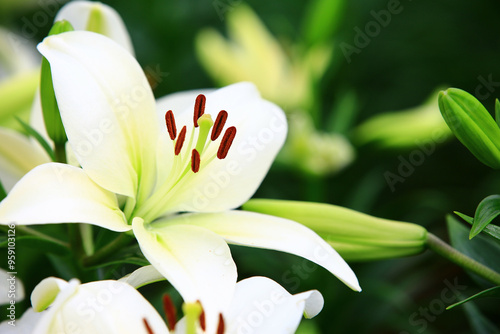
[86,6,107,35]
[134,115,219,222]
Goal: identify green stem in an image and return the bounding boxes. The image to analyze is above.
[15,225,69,249]
[427,233,500,286]
[54,142,67,163]
[82,234,132,267]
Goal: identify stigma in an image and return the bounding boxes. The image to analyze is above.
[164,94,237,173]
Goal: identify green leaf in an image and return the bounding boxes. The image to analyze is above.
[455,211,500,241]
[40,20,74,146]
[0,179,6,201]
[447,215,500,287]
[438,88,500,169]
[16,117,55,161]
[470,195,500,239]
[495,99,500,128]
[447,286,500,310]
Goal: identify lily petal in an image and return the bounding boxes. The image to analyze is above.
[0,308,42,334]
[55,1,134,55]
[0,127,50,191]
[37,31,158,199]
[119,265,165,289]
[31,277,68,312]
[0,163,129,231]
[33,279,169,333]
[170,210,361,291]
[226,276,324,334]
[166,82,287,213]
[133,218,237,333]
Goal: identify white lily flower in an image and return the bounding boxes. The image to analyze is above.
[0,0,134,191]
[174,276,323,334]
[0,31,359,332]
[0,277,169,333]
[124,267,324,334]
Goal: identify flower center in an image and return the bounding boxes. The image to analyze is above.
[134,94,237,221]
[165,94,236,173]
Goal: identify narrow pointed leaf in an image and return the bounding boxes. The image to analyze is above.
[16,117,55,161]
[446,286,500,310]
[470,195,500,239]
[40,20,74,146]
[496,99,500,128]
[456,211,500,241]
[0,180,5,201]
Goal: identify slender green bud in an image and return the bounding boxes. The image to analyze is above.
[40,20,74,147]
[242,199,427,261]
[438,88,500,169]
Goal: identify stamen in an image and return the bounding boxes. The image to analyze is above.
[165,110,177,140]
[191,149,201,173]
[194,94,206,127]
[217,313,225,334]
[143,318,154,334]
[217,126,237,159]
[198,301,206,331]
[175,126,187,155]
[211,110,228,141]
[163,294,177,330]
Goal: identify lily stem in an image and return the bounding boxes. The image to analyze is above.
[82,234,133,267]
[426,232,500,286]
[54,142,67,163]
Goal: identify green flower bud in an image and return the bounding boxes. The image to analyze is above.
[354,89,451,149]
[40,20,74,147]
[242,199,427,261]
[438,88,500,169]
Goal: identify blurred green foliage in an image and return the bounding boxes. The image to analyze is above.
[1,0,500,332]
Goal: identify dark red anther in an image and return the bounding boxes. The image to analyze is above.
[191,149,201,173]
[217,313,225,334]
[174,126,187,155]
[193,94,206,127]
[143,318,154,334]
[217,126,236,159]
[162,294,177,330]
[198,301,206,331]
[211,110,228,141]
[165,110,177,140]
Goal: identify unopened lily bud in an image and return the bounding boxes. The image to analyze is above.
[438,88,500,169]
[354,89,451,149]
[242,199,427,261]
